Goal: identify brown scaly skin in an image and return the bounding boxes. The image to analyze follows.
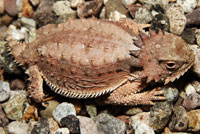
[6,18,195,105]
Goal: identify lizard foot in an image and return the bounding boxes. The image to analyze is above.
[142,87,166,105]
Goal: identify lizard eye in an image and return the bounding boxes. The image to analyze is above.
[164,61,177,70]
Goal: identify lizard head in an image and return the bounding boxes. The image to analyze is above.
[134,30,195,84]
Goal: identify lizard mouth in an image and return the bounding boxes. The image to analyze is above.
[164,63,193,84]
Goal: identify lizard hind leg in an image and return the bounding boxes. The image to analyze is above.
[25,65,45,104]
[107,81,166,106]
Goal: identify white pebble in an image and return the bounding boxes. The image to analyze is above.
[52,102,76,124]
[177,0,197,13]
[7,121,29,134]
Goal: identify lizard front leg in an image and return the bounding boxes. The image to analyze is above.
[25,65,45,103]
[107,81,166,105]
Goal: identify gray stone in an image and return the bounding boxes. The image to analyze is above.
[31,118,50,134]
[150,101,173,132]
[132,121,155,134]
[20,17,36,28]
[0,80,10,102]
[78,116,98,134]
[163,85,179,102]
[93,113,126,134]
[169,106,188,131]
[7,121,29,134]
[60,115,80,133]
[177,0,197,13]
[183,92,200,110]
[0,107,9,127]
[181,28,196,44]
[53,1,76,16]
[2,94,26,120]
[166,4,186,35]
[52,102,76,124]
[134,7,152,24]
[186,8,200,25]
[33,0,57,27]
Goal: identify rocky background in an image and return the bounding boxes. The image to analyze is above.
[1,0,200,134]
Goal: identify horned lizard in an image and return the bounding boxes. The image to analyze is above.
[6,18,194,105]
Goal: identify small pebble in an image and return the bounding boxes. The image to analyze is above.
[185,83,196,96]
[78,116,98,134]
[4,0,18,16]
[7,121,29,134]
[168,106,188,131]
[186,8,200,25]
[0,14,14,26]
[183,92,200,110]
[105,0,128,21]
[60,114,80,134]
[130,112,154,133]
[187,109,200,132]
[0,26,7,40]
[195,29,200,46]
[0,107,9,127]
[166,4,186,35]
[128,4,142,18]
[163,85,179,102]
[2,94,26,120]
[93,113,126,134]
[23,105,38,121]
[181,28,196,44]
[70,0,84,8]
[20,17,36,28]
[150,101,173,132]
[53,1,75,16]
[132,121,155,134]
[33,0,56,27]
[0,80,10,102]
[134,7,152,24]
[85,104,97,118]
[7,25,29,42]
[48,118,59,133]
[53,128,70,134]
[52,102,76,124]
[123,107,143,116]
[30,0,41,6]
[31,118,50,134]
[190,45,200,77]
[40,100,59,118]
[121,0,137,7]
[177,0,197,13]
[191,80,200,93]
[10,79,25,90]
[151,12,169,32]
[0,0,4,14]
[0,127,6,134]
[77,0,103,18]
